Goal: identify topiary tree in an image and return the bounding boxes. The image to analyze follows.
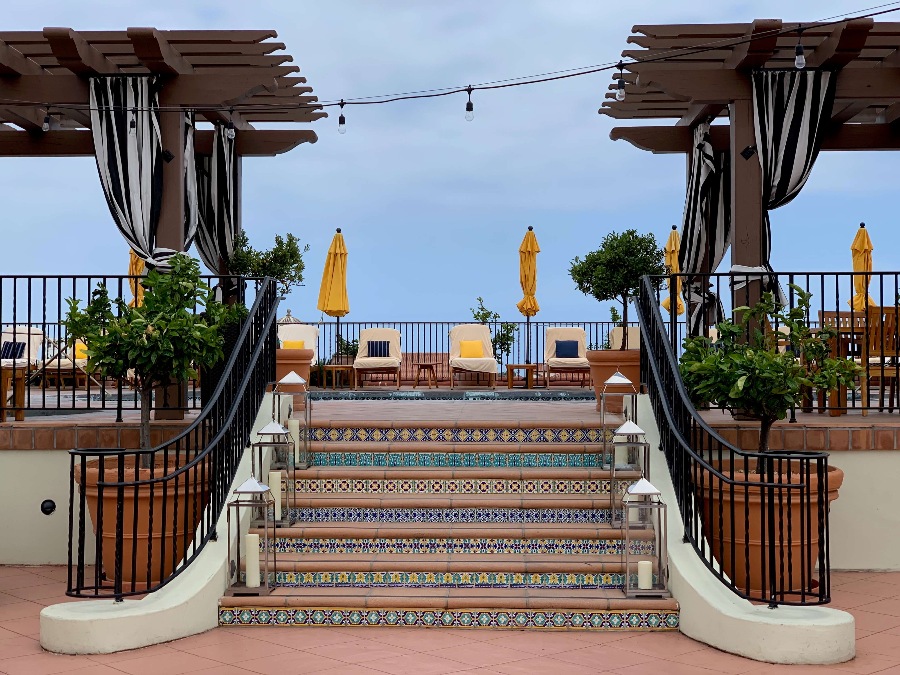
[470,297,518,363]
[680,286,860,469]
[569,229,666,348]
[63,254,246,457]
[228,231,309,297]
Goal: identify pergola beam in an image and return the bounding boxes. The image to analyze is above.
[676,103,726,127]
[0,39,43,75]
[805,18,873,69]
[724,19,782,69]
[43,27,121,75]
[127,27,194,75]
[611,123,900,153]
[0,128,317,156]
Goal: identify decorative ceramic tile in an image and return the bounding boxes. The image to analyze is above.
[272,537,655,556]
[293,477,620,495]
[219,606,679,630]
[311,452,612,468]
[307,391,597,402]
[308,427,609,444]
[288,506,621,524]
[270,570,631,589]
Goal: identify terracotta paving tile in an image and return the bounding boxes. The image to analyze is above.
[0,634,45,660]
[858,597,900,618]
[494,656,599,674]
[831,572,878,586]
[478,630,615,655]
[426,642,525,667]
[668,646,763,674]
[302,639,418,665]
[360,652,470,675]
[233,650,346,675]
[65,665,133,675]
[0,601,44,622]
[0,651,90,675]
[851,610,900,634]
[749,666,862,674]
[0,575,57,592]
[829,589,885,610]
[854,632,900,658]
[612,631,706,658]
[85,643,181,664]
[180,666,258,675]
[0,615,41,638]
[378,629,479,651]
[551,644,657,669]
[243,626,360,649]
[825,649,900,674]
[836,580,900,597]
[103,651,225,675]
[179,636,294,663]
[317,666,405,675]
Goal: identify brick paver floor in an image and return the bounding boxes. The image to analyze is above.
[2,565,900,674]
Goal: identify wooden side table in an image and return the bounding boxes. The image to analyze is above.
[323,364,355,390]
[413,362,438,389]
[0,367,26,422]
[506,363,539,389]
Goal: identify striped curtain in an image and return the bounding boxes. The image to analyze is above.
[195,123,237,275]
[750,69,836,303]
[679,122,731,335]
[183,111,199,252]
[90,77,173,268]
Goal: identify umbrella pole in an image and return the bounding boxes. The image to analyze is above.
[335,316,340,362]
[525,315,531,365]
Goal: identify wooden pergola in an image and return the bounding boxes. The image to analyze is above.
[0,27,325,252]
[601,18,900,271]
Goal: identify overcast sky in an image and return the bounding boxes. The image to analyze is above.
[2,0,898,322]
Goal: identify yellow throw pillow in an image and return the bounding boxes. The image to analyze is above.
[459,340,484,358]
[282,340,305,350]
[75,343,88,360]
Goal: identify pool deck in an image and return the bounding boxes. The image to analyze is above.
[2,566,899,674]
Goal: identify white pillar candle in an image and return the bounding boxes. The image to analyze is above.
[637,560,653,590]
[245,533,260,588]
[287,417,301,465]
[268,470,282,522]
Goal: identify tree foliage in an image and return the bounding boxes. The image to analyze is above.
[63,254,247,453]
[229,231,309,297]
[679,286,860,461]
[569,229,665,348]
[470,297,518,363]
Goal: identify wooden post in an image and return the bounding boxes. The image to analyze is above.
[155,108,186,420]
[729,99,764,315]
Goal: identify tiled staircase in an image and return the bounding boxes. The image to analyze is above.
[219,410,679,631]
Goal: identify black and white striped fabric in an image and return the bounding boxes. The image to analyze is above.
[679,122,731,335]
[89,77,175,269]
[750,69,836,304]
[183,111,199,252]
[195,123,238,275]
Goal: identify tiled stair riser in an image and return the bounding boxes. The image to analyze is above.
[309,427,610,444]
[219,607,679,630]
[271,538,655,556]
[288,506,622,524]
[312,452,610,467]
[291,477,627,495]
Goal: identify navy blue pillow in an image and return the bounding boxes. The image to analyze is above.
[555,339,579,359]
[367,340,390,358]
[0,341,25,359]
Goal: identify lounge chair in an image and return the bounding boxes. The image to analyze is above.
[609,326,641,350]
[278,322,319,364]
[449,324,496,389]
[544,327,590,388]
[33,339,102,390]
[353,328,402,389]
[0,325,44,421]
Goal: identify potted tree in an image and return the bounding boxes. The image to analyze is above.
[569,229,665,410]
[679,286,859,592]
[229,231,314,387]
[63,253,245,583]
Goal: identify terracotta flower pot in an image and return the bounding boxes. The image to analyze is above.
[700,460,843,595]
[586,349,641,414]
[75,456,209,586]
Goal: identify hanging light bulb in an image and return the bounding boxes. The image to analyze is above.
[465,85,474,122]
[338,99,346,134]
[42,111,51,132]
[794,28,806,69]
[615,62,626,101]
[225,109,236,139]
[128,107,137,135]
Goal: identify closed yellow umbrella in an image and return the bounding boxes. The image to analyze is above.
[849,222,876,311]
[128,249,145,307]
[516,226,540,365]
[317,228,349,359]
[661,225,685,315]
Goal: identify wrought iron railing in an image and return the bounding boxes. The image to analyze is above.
[638,275,831,605]
[66,278,278,598]
[0,275,260,419]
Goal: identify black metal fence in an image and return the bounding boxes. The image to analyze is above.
[66,278,278,598]
[651,270,900,414]
[0,274,260,419]
[638,275,831,605]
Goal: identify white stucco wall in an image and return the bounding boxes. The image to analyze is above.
[0,450,94,565]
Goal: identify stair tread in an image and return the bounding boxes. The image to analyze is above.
[290,494,620,508]
[258,522,647,539]
[309,443,609,453]
[288,467,635,479]
[221,587,678,611]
